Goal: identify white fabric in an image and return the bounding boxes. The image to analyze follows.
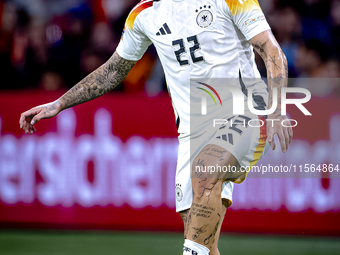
[117,0,271,134]
[183,239,210,255]
[175,107,270,212]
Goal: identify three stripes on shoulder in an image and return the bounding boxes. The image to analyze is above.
[156,23,172,36]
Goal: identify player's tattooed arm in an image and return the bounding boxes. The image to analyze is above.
[250,30,293,153]
[19,52,136,134]
[250,30,288,105]
[58,52,136,110]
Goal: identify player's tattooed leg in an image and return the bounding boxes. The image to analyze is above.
[194,144,244,181]
[180,209,190,239]
[187,145,237,250]
[209,202,227,255]
[180,204,226,255]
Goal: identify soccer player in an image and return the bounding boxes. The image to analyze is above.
[19,0,292,254]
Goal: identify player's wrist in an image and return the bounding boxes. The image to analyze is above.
[51,100,63,113]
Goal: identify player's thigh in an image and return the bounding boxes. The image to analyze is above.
[192,144,238,176]
[192,144,238,198]
[207,114,270,183]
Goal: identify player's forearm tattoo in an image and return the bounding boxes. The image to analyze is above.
[271,73,285,85]
[58,52,136,110]
[252,40,267,58]
[41,101,62,116]
[268,55,282,71]
[251,32,288,117]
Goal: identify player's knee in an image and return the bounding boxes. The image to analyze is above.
[192,178,222,202]
[180,209,189,225]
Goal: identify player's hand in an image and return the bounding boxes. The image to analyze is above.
[267,115,293,153]
[19,101,62,134]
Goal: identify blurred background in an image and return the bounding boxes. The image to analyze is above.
[1,0,340,94]
[0,0,339,254]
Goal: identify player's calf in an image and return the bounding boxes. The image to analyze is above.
[180,202,227,255]
[183,145,237,254]
[187,177,223,249]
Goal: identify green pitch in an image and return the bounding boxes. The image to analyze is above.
[0,230,339,255]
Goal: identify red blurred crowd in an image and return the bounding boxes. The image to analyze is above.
[0,0,339,96]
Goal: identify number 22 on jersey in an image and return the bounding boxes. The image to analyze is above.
[172,35,204,66]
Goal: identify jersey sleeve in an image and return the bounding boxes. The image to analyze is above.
[116,2,153,61]
[223,0,271,41]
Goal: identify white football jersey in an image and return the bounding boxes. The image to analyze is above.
[117,0,271,134]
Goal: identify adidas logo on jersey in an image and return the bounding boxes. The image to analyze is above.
[156,23,172,36]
